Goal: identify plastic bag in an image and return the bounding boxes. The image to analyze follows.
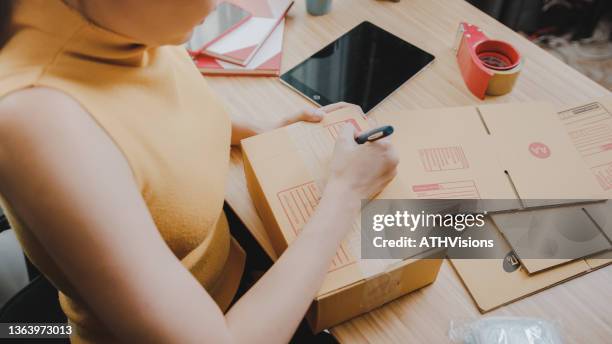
[449,316,562,344]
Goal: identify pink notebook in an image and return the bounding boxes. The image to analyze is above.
[203,0,293,66]
[186,2,252,54]
[193,20,285,76]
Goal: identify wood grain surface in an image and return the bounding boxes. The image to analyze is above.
[205,0,612,342]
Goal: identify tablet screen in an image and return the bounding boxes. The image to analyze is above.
[280,21,435,113]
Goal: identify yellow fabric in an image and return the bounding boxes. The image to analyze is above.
[0,0,245,341]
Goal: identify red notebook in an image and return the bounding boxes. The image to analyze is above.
[193,20,285,76]
[203,0,293,66]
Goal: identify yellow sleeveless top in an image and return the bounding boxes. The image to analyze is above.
[0,0,245,341]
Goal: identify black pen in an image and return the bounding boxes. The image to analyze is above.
[355,125,394,144]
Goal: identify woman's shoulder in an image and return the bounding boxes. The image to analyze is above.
[1,87,90,126]
[0,87,124,175]
[0,87,96,146]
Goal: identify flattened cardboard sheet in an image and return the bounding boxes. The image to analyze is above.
[373,106,518,202]
[371,102,605,206]
[557,99,612,192]
[491,205,611,274]
[450,220,590,313]
[478,102,604,204]
[557,97,612,269]
[451,98,612,313]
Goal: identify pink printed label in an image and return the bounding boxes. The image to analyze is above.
[419,146,469,172]
[601,143,612,152]
[591,162,612,191]
[412,180,480,199]
[277,182,354,271]
[412,184,441,192]
[528,142,551,159]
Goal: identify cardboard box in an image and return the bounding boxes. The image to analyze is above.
[371,102,605,203]
[242,99,612,324]
[450,98,612,312]
[242,109,444,332]
[488,98,612,273]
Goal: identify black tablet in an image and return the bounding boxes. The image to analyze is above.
[280,21,435,113]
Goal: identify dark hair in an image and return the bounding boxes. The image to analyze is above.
[0,0,15,48]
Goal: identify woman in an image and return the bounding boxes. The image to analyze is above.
[0,0,398,343]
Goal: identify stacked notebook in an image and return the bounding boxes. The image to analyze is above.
[187,0,294,76]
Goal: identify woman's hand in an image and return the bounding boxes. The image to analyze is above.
[276,102,358,127]
[231,102,357,145]
[326,123,399,202]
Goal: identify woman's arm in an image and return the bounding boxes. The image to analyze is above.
[226,124,398,342]
[227,180,359,341]
[0,88,397,344]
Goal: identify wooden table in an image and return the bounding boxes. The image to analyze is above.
[205,0,612,342]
